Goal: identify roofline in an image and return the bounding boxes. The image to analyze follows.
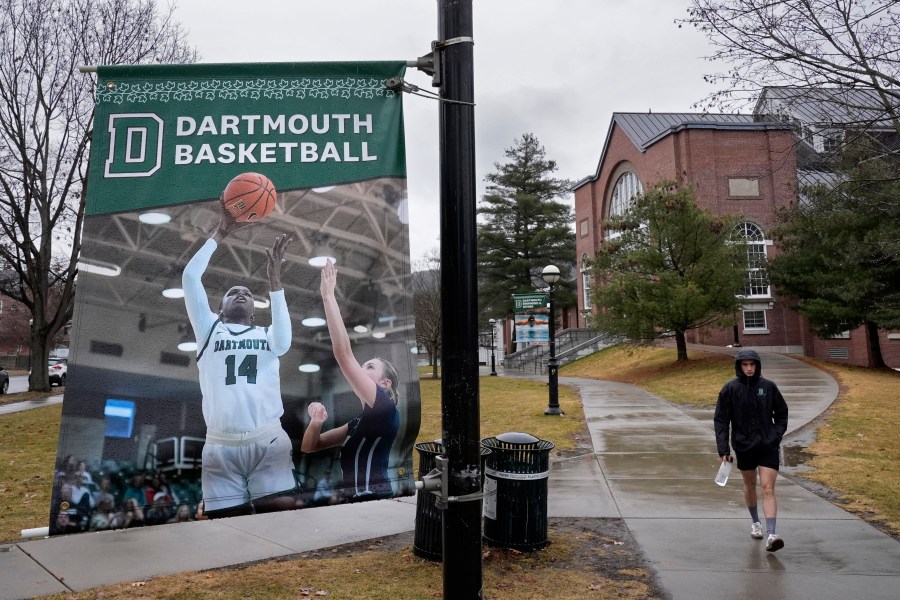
[573,113,790,191]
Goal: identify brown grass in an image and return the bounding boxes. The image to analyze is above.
[561,344,733,406]
[36,521,662,600]
[795,362,900,535]
[0,404,60,541]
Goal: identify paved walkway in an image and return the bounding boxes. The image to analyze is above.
[2,349,899,599]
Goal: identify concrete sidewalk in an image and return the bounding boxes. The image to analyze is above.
[2,350,899,599]
[559,353,899,600]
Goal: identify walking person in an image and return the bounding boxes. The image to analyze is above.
[714,349,789,552]
[182,202,296,518]
[301,260,400,501]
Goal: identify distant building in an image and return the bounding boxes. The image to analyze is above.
[0,293,31,366]
[573,88,899,368]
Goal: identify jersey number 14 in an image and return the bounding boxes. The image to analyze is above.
[225,354,258,385]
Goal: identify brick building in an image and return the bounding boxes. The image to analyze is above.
[573,105,899,368]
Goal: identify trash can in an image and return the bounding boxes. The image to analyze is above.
[413,441,491,561]
[413,441,444,560]
[481,432,554,551]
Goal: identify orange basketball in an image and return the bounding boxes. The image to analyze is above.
[221,172,277,222]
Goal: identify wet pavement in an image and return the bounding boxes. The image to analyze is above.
[2,347,898,599]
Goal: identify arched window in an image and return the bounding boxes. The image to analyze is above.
[734,222,770,297]
[609,172,643,218]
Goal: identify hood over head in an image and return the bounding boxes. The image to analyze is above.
[734,348,762,381]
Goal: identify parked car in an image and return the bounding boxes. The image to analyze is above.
[48,358,67,386]
[0,366,8,394]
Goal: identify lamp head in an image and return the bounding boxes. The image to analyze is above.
[541,264,561,285]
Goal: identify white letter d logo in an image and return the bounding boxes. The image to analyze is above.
[104,113,164,178]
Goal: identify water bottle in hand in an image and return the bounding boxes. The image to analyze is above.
[715,456,733,486]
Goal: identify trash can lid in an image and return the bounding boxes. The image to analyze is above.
[496,431,540,445]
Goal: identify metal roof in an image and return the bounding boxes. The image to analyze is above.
[754,87,900,129]
[573,112,789,190]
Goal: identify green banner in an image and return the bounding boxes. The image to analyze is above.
[513,293,548,311]
[87,62,406,215]
[52,62,419,536]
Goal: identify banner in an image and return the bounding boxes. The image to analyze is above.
[51,62,420,534]
[514,313,549,343]
[512,293,549,342]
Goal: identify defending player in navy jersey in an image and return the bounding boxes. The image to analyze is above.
[182,205,296,518]
[301,260,400,500]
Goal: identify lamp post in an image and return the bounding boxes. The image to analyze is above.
[541,265,562,415]
[488,318,498,376]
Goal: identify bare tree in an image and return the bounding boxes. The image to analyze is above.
[680,0,900,135]
[0,0,197,391]
[412,249,441,379]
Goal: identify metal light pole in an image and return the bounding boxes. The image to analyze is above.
[542,265,562,415]
[436,1,482,598]
[489,318,497,376]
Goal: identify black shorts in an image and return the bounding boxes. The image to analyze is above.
[736,446,780,472]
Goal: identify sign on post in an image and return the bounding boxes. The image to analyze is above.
[50,62,420,534]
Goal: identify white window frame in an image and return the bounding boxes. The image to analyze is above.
[581,253,592,310]
[609,172,642,219]
[743,309,769,334]
[734,222,771,298]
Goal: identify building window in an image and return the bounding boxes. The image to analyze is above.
[789,117,814,147]
[734,222,770,297]
[579,218,589,237]
[609,172,642,219]
[581,253,592,310]
[728,178,760,197]
[743,310,767,331]
[816,129,844,154]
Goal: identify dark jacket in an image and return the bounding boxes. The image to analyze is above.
[714,349,789,456]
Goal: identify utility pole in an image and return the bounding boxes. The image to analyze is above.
[436,0,481,598]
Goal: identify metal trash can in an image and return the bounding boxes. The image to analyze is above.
[413,441,444,560]
[413,441,491,561]
[481,432,554,551]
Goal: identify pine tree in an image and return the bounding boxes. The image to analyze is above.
[769,149,900,368]
[477,134,575,318]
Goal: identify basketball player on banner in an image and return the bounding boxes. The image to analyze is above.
[182,172,297,518]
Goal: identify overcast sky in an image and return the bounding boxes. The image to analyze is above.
[176,0,722,261]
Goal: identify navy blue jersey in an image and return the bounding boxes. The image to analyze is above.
[340,386,400,498]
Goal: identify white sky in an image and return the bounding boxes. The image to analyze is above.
[176,0,722,261]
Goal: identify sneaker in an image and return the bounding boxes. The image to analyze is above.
[750,522,764,539]
[766,534,784,552]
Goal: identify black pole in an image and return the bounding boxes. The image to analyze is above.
[545,284,561,415]
[489,323,497,376]
[436,1,482,599]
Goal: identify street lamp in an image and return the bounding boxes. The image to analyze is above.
[488,318,498,376]
[541,265,562,415]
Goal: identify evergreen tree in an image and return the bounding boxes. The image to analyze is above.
[589,182,746,361]
[477,134,575,318]
[769,149,900,368]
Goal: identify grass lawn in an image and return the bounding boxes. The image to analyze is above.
[795,362,900,536]
[560,344,733,406]
[0,404,60,542]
